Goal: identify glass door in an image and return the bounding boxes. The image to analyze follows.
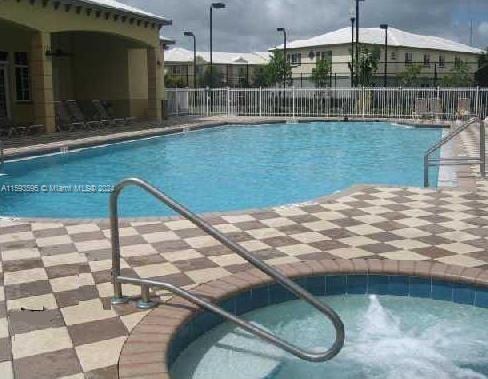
[0,65,9,118]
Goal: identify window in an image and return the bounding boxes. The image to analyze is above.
[15,52,30,102]
[405,52,413,65]
[423,54,431,67]
[390,51,397,61]
[0,51,7,62]
[291,53,301,65]
[439,55,445,68]
[316,51,332,62]
[454,56,463,67]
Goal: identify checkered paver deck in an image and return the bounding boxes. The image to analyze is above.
[1,184,488,378]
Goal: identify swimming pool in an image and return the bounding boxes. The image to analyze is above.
[0,122,442,218]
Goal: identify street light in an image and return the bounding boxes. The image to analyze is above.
[210,2,226,89]
[350,17,355,87]
[277,27,287,89]
[184,31,197,88]
[380,24,388,87]
[355,0,365,87]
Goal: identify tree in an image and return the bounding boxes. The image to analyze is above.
[479,47,488,68]
[252,66,272,87]
[263,51,292,87]
[311,59,331,87]
[200,66,224,87]
[164,73,188,88]
[397,64,423,87]
[441,60,473,87]
[356,46,380,86]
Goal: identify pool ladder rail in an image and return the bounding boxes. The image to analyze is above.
[110,178,345,362]
[424,117,486,187]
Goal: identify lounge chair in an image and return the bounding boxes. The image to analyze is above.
[65,100,103,129]
[413,98,428,119]
[0,117,43,137]
[92,99,125,127]
[101,100,136,125]
[54,101,85,132]
[429,97,443,120]
[457,98,471,119]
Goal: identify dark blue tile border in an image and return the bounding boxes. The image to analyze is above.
[168,274,488,367]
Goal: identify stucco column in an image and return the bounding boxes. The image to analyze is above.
[31,31,55,133]
[146,46,162,120]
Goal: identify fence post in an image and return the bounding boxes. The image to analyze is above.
[259,87,262,117]
[292,86,296,119]
[227,87,230,117]
[206,87,209,117]
[362,87,365,119]
[475,86,480,116]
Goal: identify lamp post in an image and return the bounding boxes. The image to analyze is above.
[210,2,226,89]
[277,27,287,89]
[184,31,197,88]
[350,17,355,87]
[355,0,365,87]
[380,24,388,87]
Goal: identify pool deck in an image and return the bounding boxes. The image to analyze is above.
[0,116,487,378]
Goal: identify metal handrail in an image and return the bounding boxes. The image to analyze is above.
[424,117,485,187]
[110,178,345,362]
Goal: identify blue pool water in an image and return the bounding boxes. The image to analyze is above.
[171,295,488,379]
[0,122,442,218]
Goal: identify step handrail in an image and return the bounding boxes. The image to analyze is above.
[110,178,345,362]
[424,117,485,187]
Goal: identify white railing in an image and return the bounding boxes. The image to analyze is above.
[166,87,488,120]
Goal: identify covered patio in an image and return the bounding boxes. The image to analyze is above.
[0,0,171,135]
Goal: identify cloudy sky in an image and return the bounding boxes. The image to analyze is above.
[121,0,488,52]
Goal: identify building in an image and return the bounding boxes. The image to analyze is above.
[165,47,270,88]
[274,27,483,87]
[0,0,171,133]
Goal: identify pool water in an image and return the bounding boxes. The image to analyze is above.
[171,295,488,379]
[0,122,442,218]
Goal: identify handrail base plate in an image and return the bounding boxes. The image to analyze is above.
[111,296,130,305]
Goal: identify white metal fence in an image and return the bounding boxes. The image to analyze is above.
[166,87,488,120]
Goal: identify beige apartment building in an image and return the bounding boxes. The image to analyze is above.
[165,47,270,87]
[275,27,483,87]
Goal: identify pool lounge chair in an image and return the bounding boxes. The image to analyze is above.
[457,98,471,119]
[101,100,136,125]
[55,101,85,132]
[429,97,443,120]
[0,117,44,137]
[92,99,125,127]
[413,98,428,119]
[65,100,103,129]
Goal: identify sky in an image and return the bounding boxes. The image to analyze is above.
[120,0,488,52]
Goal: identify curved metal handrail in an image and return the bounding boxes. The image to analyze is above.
[424,117,485,187]
[110,178,344,362]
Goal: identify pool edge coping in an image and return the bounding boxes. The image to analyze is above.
[0,183,459,224]
[117,259,488,379]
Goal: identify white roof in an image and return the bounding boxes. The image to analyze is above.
[278,27,483,54]
[75,0,170,23]
[165,47,271,65]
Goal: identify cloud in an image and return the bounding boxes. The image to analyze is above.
[121,0,488,51]
[479,22,488,47]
